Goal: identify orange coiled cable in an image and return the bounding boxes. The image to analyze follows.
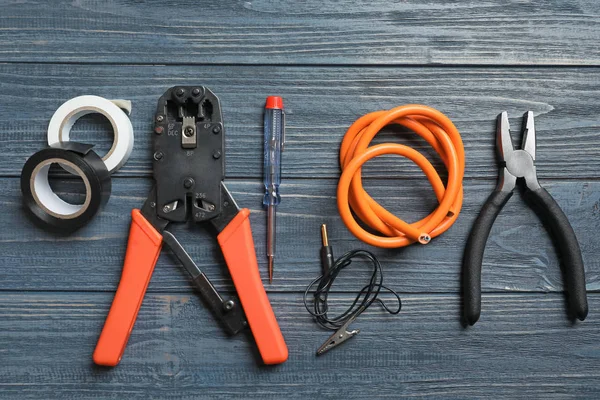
[338,104,465,248]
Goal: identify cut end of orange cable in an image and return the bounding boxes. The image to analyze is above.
[418,234,431,244]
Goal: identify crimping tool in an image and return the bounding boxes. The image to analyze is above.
[93,86,288,366]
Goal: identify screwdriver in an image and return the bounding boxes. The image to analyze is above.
[263,96,285,283]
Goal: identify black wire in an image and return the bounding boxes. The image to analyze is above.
[303,249,402,331]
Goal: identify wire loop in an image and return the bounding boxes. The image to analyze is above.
[303,250,401,331]
[337,104,465,248]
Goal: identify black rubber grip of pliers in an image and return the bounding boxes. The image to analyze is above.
[462,189,513,326]
[524,186,588,321]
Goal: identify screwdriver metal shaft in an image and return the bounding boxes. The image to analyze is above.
[267,204,276,281]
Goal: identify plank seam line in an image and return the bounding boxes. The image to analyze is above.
[1,61,600,69]
[0,289,597,295]
[1,174,599,182]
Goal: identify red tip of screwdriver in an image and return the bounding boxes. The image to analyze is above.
[265,96,283,109]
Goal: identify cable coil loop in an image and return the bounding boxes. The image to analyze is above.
[338,105,465,248]
[303,250,401,331]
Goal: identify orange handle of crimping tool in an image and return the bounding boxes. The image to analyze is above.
[217,208,288,364]
[93,209,163,366]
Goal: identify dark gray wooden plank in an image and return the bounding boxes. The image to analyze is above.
[0,292,598,399]
[2,177,598,293]
[1,1,600,65]
[2,64,600,179]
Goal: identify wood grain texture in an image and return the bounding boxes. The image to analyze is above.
[1,64,600,179]
[1,1,600,65]
[3,177,598,293]
[2,2,600,396]
[0,292,598,399]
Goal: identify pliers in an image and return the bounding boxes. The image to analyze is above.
[93,86,288,366]
[463,111,588,325]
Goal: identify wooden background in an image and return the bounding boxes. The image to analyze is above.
[1,1,599,398]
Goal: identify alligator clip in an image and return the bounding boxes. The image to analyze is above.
[316,315,360,356]
[93,86,288,367]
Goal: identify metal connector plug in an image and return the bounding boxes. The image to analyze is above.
[320,224,334,275]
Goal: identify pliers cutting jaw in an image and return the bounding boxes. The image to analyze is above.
[496,111,539,192]
[93,87,288,367]
[463,112,588,326]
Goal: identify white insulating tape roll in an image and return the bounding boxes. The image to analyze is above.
[47,95,134,174]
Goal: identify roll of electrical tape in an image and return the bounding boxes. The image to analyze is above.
[21,143,112,233]
[47,95,134,174]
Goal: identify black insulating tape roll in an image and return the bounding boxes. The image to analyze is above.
[20,142,111,233]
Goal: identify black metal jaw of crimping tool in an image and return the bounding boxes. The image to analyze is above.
[94,86,288,367]
[463,111,588,326]
[152,86,227,226]
[144,86,248,334]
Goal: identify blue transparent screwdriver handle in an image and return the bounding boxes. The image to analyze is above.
[263,108,283,207]
[263,97,285,282]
